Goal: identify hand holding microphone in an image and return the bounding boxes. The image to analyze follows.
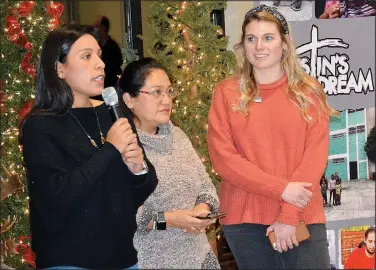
[102,87,144,173]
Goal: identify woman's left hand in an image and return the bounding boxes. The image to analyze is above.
[266,221,299,253]
[184,203,214,234]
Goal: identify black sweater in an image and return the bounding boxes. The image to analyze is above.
[22,104,158,269]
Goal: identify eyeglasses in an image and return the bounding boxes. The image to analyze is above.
[139,89,176,99]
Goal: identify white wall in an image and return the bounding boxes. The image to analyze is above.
[78,0,125,47]
[224,1,254,51]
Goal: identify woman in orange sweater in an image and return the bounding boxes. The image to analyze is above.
[208,4,337,269]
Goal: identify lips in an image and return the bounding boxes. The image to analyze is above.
[93,74,105,82]
[254,54,269,59]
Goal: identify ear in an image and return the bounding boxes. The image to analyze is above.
[282,43,288,51]
[56,61,65,79]
[123,92,134,109]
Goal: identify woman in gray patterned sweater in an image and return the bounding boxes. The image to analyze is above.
[118,58,221,269]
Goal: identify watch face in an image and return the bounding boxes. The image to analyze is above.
[157,212,166,230]
[157,221,166,230]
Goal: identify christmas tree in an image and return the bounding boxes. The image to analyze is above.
[365,126,376,163]
[0,1,64,268]
[143,1,236,188]
[121,33,139,70]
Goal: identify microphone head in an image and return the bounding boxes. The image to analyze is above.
[102,87,119,106]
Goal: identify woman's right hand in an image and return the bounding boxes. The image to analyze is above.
[281,182,313,209]
[106,118,136,153]
[165,210,213,234]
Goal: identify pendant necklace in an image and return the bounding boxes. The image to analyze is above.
[69,102,105,150]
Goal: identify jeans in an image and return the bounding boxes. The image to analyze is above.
[321,191,328,205]
[329,189,335,204]
[223,223,331,269]
[45,263,138,269]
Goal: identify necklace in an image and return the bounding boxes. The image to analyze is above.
[69,102,105,150]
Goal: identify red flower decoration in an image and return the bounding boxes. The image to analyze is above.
[5,12,29,49]
[17,1,36,17]
[16,235,35,268]
[21,52,36,78]
[47,2,64,30]
[18,98,34,125]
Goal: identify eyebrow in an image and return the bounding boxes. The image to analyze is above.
[76,48,102,54]
[150,84,173,88]
[245,33,276,36]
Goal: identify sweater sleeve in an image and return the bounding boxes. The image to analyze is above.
[207,82,289,201]
[176,127,220,212]
[124,108,158,209]
[22,116,123,233]
[276,109,329,225]
[128,157,158,209]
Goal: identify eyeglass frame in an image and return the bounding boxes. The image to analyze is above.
[138,88,176,98]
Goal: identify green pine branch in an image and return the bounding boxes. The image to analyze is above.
[143,1,236,189]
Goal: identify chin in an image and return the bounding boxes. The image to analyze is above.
[157,116,171,124]
[252,63,274,70]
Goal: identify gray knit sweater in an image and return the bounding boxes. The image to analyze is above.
[134,122,220,269]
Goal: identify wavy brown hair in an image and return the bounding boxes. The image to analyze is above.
[234,11,338,120]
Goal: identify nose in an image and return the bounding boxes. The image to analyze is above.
[161,91,172,104]
[256,39,264,50]
[96,55,105,70]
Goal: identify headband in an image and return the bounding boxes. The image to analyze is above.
[244,4,289,34]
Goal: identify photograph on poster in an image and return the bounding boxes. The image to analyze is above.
[315,0,376,19]
[321,107,375,221]
[259,0,313,21]
[338,225,375,269]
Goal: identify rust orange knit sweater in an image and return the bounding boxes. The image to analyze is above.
[208,74,329,226]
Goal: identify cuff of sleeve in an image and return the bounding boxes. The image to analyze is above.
[101,142,122,160]
[137,204,153,229]
[271,179,289,202]
[276,204,301,226]
[132,161,149,175]
[196,194,219,213]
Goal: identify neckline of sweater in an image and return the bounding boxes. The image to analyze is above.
[258,74,288,91]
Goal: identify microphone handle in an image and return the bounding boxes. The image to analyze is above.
[108,104,124,122]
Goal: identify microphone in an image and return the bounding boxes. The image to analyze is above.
[102,87,123,122]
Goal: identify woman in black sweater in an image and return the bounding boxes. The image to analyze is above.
[19,25,158,269]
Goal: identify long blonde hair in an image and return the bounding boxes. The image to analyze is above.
[234,11,338,120]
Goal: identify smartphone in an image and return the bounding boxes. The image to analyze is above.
[197,212,226,220]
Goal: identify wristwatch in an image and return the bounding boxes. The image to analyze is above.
[152,212,166,230]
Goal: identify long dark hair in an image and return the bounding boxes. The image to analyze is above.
[19,24,99,144]
[33,24,99,115]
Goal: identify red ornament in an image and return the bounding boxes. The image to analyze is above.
[47,2,64,30]
[16,235,35,268]
[21,52,36,78]
[17,1,36,17]
[18,98,34,126]
[5,13,30,49]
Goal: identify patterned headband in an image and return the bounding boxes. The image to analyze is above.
[244,4,289,34]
